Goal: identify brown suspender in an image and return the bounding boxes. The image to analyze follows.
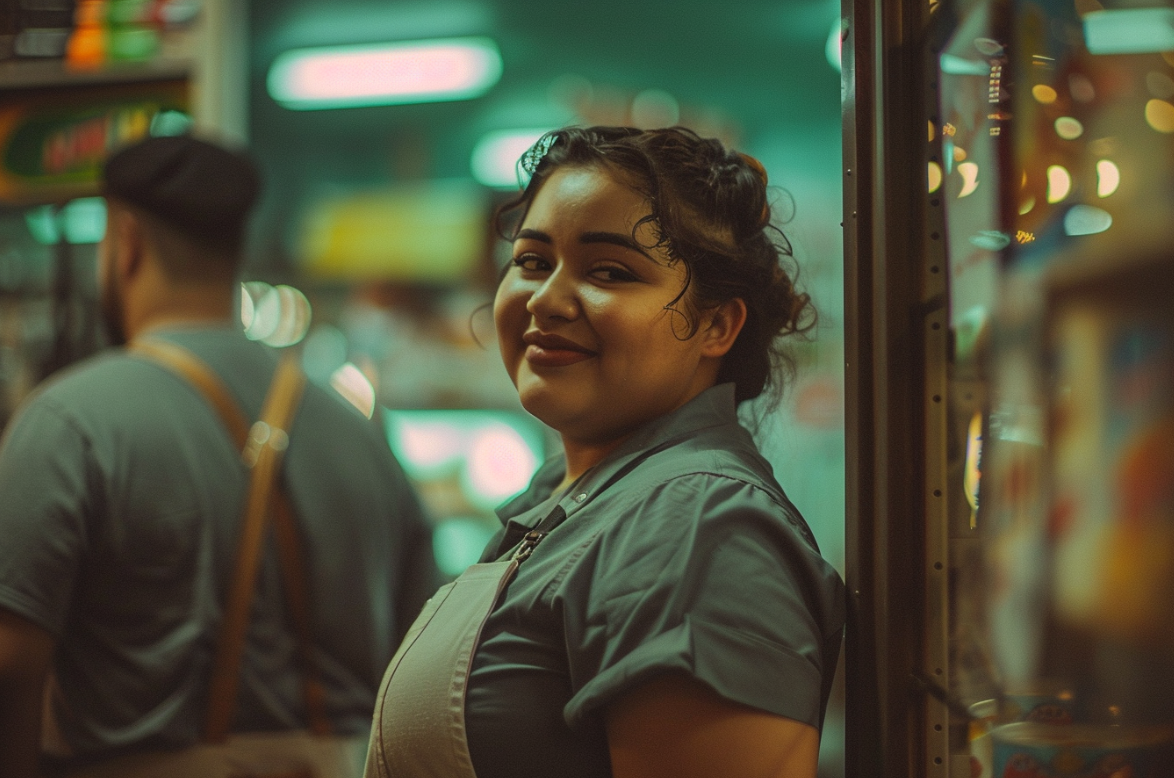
[130,338,331,743]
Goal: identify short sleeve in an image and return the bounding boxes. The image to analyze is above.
[560,474,844,730]
[0,397,91,634]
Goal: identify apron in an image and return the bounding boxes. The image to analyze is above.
[364,508,567,778]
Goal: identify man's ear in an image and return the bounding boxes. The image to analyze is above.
[109,207,146,282]
[700,298,747,358]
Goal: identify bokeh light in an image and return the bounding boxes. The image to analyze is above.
[241,281,281,341]
[241,282,312,347]
[1054,117,1084,140]
[471,128,550,189]
[1069,74,1095,102]
[1096,160,1120,197]
[463,423,540,509]
[1032,84,1058,104]
[262,285,312,348]
[1145,98,1174,132]
[928,161,943,193]
[396,421,465,477]
[826,18,843,72]
[329,363,376,418]
[1047,165,1072,202]
[957,161,980,198]
[1063,204,1113,235]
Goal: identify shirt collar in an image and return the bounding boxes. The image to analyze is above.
[494,383,741,528]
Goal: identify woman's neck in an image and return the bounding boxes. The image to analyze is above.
[557,435,631,491]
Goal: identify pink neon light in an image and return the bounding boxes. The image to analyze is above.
[286,45,493,101]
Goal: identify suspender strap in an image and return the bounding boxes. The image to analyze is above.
[132,339,252,444]
[129,339,330,741]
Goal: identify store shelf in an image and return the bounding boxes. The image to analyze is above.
[0,57,192,91]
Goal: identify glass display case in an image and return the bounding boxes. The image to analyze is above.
[934,0,1174,773]
[843,0,1174,771]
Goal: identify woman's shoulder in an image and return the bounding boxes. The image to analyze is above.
[624,421,793,510]
[590,434,818,556]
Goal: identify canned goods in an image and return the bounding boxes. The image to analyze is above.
[991,722,1173,778]
[1002,681,1078,725]
[970,700,999,778]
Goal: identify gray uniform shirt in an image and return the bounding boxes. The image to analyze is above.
[464,383,846,778]
[0,326,438,765]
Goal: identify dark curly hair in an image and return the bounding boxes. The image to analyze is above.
[495,126,815,406]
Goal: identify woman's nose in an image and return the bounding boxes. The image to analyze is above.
[525,268,579,322]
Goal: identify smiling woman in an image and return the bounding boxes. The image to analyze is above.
[494,164,745,476]
[364,127,844,778]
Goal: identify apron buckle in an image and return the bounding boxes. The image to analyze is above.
[512,530,547,562]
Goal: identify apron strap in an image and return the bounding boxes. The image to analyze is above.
[130,339,330,741]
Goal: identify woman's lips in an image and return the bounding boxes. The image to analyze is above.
[523,332,596,367]
[525,345,595,367]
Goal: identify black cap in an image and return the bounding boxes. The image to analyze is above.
[102,135,261,250]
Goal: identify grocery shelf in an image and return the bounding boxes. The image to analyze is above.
[0,57,191,91]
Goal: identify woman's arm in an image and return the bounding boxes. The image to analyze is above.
[606,673,820,778]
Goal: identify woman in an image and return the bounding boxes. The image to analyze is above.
[365,127,845,778]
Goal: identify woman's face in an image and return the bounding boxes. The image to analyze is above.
[494,164,730,448]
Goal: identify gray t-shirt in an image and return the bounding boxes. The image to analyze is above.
[0,325,438,765]
[463,384,845,778]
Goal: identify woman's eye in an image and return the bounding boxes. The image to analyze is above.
[593,265,639,283]
[512,254,549,272]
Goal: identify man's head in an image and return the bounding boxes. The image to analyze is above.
[98,135,261,344]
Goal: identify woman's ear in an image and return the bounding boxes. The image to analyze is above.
[700,298,747,358]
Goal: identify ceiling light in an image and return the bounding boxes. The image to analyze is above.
[268,37,503,110]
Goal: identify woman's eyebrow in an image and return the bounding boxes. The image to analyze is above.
[515,228,552,243]
[515,228,657,262]
[579,231,656,261]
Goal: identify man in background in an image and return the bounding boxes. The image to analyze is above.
[0,135,439,777]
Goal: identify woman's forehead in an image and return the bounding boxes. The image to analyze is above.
[521,165,652,230]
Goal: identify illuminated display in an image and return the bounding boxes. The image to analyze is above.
[385,409,543,512]
[385,409,548,576]
[267,37,503,110]
[299,180,487,282]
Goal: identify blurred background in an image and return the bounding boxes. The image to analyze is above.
[0,0,848,773]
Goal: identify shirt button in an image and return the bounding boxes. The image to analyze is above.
[575,493,587,503]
